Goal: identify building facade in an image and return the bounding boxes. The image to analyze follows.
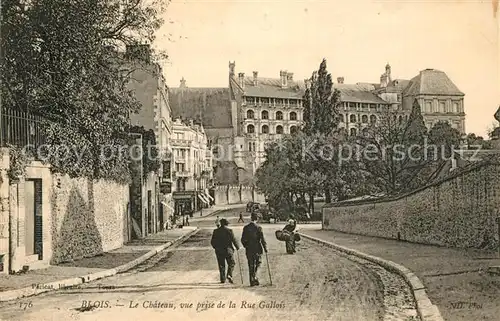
[125,44,174,236]
[169,61,466,186]
[170,119,213,216]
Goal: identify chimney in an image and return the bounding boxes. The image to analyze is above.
[229,61,235,77]
[238,72,245,88]
[180,77,186,88]
[287,72,294,82]
[280,70,288,88]
[253,71,258,86]
[337,77,344,84]
[125,44,151,63]
[385,63,392,82]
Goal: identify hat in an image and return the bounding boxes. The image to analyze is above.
[288,219,294,224]
[220,218,229,226]
[250,212,258,221]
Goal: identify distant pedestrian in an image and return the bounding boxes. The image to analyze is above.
[241,212,268,286]
[238,212,244,223]
[210,218,240,283]
[283,219,297,254]
[185,215,190,226]
[215,216,221,228]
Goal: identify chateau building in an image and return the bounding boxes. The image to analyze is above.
[169,61,466,185]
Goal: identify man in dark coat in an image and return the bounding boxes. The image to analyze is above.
[241,212,268,286]
[210,218,240,283]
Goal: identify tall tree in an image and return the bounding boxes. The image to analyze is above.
[353,100,431,194]
[1,0,168,182]
[301,59,342,202]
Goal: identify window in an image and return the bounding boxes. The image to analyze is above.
[425,101,432,113]
[370,115,377,124]
[246,109,254,119]
[248,142,253,151]
[349,102,356,108]
[289,99,297,106]
[289,112,297,121]
[261,125,269,134]
[453,102,459,113]
[175,163,185,172]
[276,99,283,105]
[276,111,283,120]
[361,103,368,109]
[276,125,284,134]
[370,104,376,109]
[261,110,269,119]
[362,128,369,136]
[339,114,345,123]
[261,98,269,104]
[349,114,356,123]
[439,101,446,113]
[290,126,297,134]
[245,96,254,103]
[361,115,368,123]
[350,128,357,136]
[247,124,255,133]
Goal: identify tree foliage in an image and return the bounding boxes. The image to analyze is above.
[1,0,168,183]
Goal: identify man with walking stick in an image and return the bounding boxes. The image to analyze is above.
[210,218,240,284]
[241,212,268,286]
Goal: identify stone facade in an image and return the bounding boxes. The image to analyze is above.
[50,174,129,264]
[213,185,266,205]
[322,160,500,249]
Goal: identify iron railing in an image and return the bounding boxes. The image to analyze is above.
[0,106,48,156]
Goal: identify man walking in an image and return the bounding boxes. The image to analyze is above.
[238,212,244,223]
[215,215,221,228]
[210,218,240,284]
[241,212,268,286]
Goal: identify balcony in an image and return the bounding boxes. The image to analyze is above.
[174,171,191,177]
[171,139,191,147]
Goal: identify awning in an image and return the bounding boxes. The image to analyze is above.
[161,201,175,211]
[204,191,214,201]
[197,193,209,205]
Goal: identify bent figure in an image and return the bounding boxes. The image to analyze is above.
[283,219,297,254]
[241,213,268,286]
[211,218,240,283]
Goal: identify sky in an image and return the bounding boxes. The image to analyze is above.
[156,0,500,137]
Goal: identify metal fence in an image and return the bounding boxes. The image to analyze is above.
[0,106,48,155]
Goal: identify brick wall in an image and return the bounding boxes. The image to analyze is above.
[323,162,500,249]
[50,174,129,264]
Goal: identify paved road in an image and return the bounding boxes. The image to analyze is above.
[0,208,396,321]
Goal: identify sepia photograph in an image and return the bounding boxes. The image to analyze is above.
[0,0,499,320]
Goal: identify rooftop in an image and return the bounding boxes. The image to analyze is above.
[403,69,464,96]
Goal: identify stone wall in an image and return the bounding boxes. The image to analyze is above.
[214,185,266,205]
[50,174,129,264]
[0,149,10,273]
[323,161,500,249]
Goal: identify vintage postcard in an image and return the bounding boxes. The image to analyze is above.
[0,0,499,320]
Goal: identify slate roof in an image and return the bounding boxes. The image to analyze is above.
[235,76,386,104]
[240,76,304,99]
[168,87,232,129]
[403,69,464,96]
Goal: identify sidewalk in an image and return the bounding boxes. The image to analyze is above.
[0,227,197,302]
[301,229,500,321]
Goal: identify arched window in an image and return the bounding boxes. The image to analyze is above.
[289,112,297,121]
[362,128,369,136]
[276,125,284,134]
[247,124,255,133]
[261,110,269,119]
[290,126,297,134]
[349,114,356,123]
[350,128,357,136]
[246,110,254,119]
[361,115,368,123]
[261,125,269,134]
[339,114,345,123]
[370,115,377,124]
[276,111,283,120]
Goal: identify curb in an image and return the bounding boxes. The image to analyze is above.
[300,233,444,321]
[0,227,199,303]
